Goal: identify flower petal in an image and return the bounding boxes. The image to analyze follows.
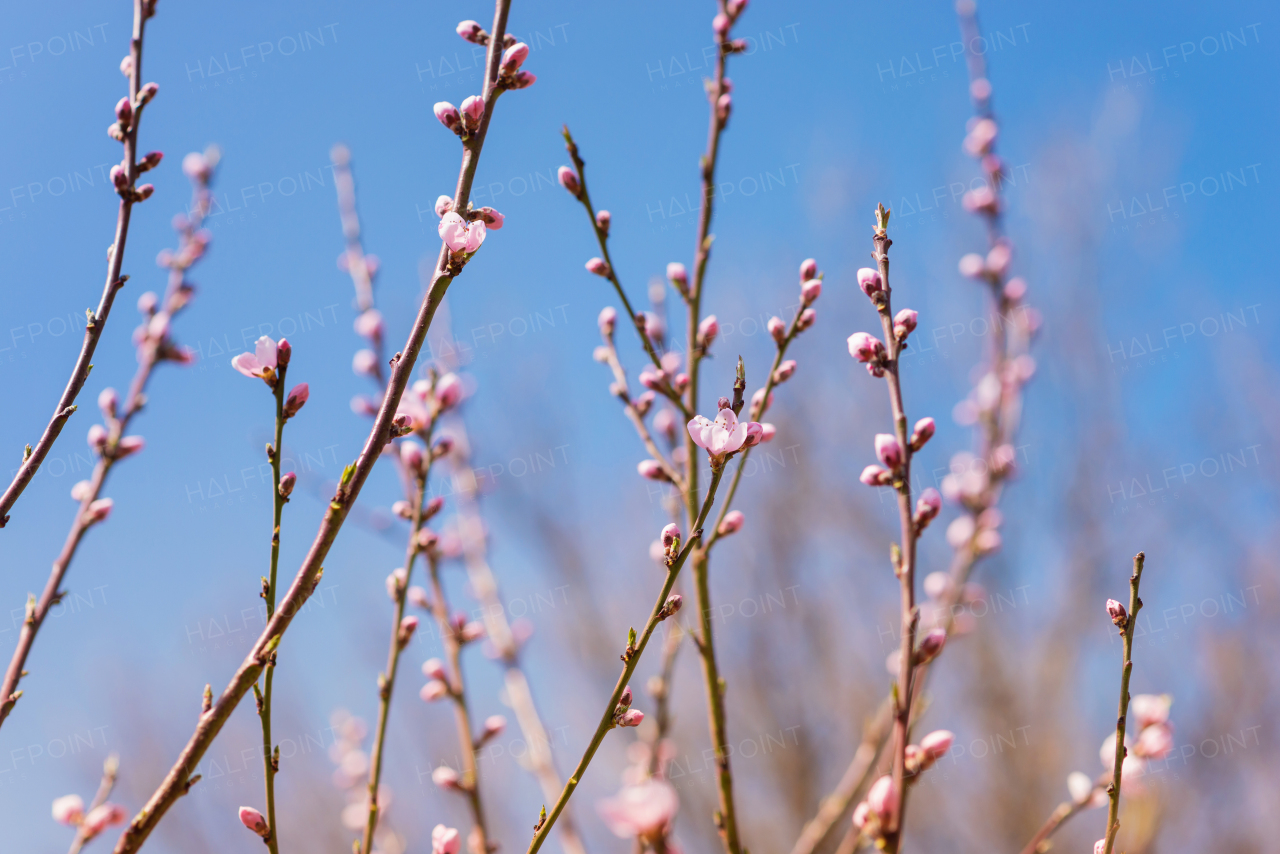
[254,336,277,369]
[465,219,487,253]
[231,353,262,378]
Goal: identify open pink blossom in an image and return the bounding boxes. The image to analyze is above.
[596,779,679,840]
[52,794,84,825]
[438,212,486,253]
[688,408,749,459]
[433,824,462,854]
[231,335,279,383]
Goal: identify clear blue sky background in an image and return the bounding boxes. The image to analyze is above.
[1,0,1277,851]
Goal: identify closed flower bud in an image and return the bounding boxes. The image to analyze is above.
[86,498,114,523]
[353,349,378,376]
[510,71,537,89]
[666,262,689,294]
[596,210,611,234]
[460,95,485,129]
[433,101,461,131]
[798,307,816,331]
[773,360,797,384]
[598,306,617,336]
[767,316,786,343]
[847,332,885,364]
[914,487,942,530]
[71,480,93,502]
[432,766,461,790]
[432,436,455,459]
[98,387,119,419]
[800,258,818,281]
[397,615,419,648]
[408,586,431,609]
[111,165,129,191]
[618,709,644,727]
[435,373,464,410]
[139,82,159,102]
[501,43,529,74]
[279,471,297,499]
[910,417,935,451]
[392,500,413,520]
[558,166,581,196]
[52,794,85,825]
[461,621,485,642]
[894,308,918,339]
[136,183,154,200]
[761,423,776,443]
[698,315,719,348]
[920,729,954,764]
[476,207,504,229]
[284,383,309,419]
[801,278,822,305]
[638,460,670,482]
[958,253,987,279]
[585,257,610,277]
[717,510,744,536]
[140,150,163,172]
[456,20,487,44]
[742,421,764,447]
[116,435,145,459]
[1106,599,1128,628]
[859,465,892,487]
[115,96,133,125]
[239,807,270,838]
[619,685,633,707]
[435,195,454,217]
[422,658,447,681]
[916,628,946,664]
[716,93,732,123]
[400,441,425,474]
[661,522,680,549]
[713,13,731,36]
[857,267,884,301]
[354,309,384,340]
[962,186,999,215]
[483,715,507,737]
[874,433,903,469]
[866,775,897,820]
[420,680,449,702]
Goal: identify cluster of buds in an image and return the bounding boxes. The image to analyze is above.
[388,372,465,433]
[904,729,955,775]
[851,775,897,843]
[497,41,536,90]
[611,685,645,729]
[436,204,497,258]
[711,0,750,52]
[420,657,452,703]
[434,95,486,138]
[1094,694,1174,798]
[919,571,986,635]
[52,793,128,842]
[847,331,889,377]
[449,612,486,645]
[133,292,196,365]
[859,425,931,490]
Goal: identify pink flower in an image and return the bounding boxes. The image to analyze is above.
[718,510,744,536]
[460,95,485,130]
[637,460,669,481]
[866,775,897,820]
[434,101,460,131]
[801,278,822,304]
[958,253,987,279]
[1131,694,1171,729]
[857,267,883,299]
[438,212,486,253]
[231,335,279,382]
[767,316,785,343]
[52,794,84,825]
[688,408,749,458]
[586,257,610,277]
[875,434,903,469]
[435,372,464,410]
[86,498,114,522]
[354,309,383,339]
[597,779,679,840]
[433,824,462,854]
[557,166,581,196]
[420,680,449,702]
[82,803,127,838]
[698,315,719,348]
[238,806,269,838]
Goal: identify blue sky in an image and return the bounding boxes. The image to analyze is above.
[1,0,1277,851]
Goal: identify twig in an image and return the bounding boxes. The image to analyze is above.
[0,0,161,528]
[109,3,516,849]
[68,753,121,854]
[1103,553,1146,854]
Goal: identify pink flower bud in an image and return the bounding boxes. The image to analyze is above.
[510,70,537,89]
[116,435,145,459]
[400,441,425,474]
[857,267,883,299]
[432,766,460,789]
[354,310,384,340]
[674,372,690,393]
[460,95,485,129]
[728,0,748,16]
[501,43,529,74]
[420,680,449,702]
[115,96,133,125]
[433,825,463,854]
[435,195,454,217]
[98,387,118,419]
[894,308,918,340]
[698,315,719,348]
[800,258,818,281]
[408,587,431,610]
[801,278,822,305]
[958,253,987,279]
[558,166,581,196]
[750,387,774,415]
[910,417,935,451]
[716,93,732,123]
[139,82,158,102]
[712,13,731,37]
[661,522,680,548]
[638,460,669,482]
[397,615,419,648]
[1131,694,1171,729]
[920,729,954,762]
[598,306,617,336]
[476,206,504,229]
[620,685,633,707]
[111,164,129,191]
[761,423,776,443]
[434,372,464,411]
[284,383,309,418]
[767,316,785,343]
[87,424,109,453]
[353,349,378,376]
[866,775,897,820]
[52,794,84,825]
[987,242,1012,276]
[1106,599,1128,627]
[483,715,506,737]
[278,471,296,499]
[963,117,998,156]
[595,209,611,234]
[433,101,461,131]
[914,487,942,530]
[84,498,113,522]
[71,480,93,502]
[586,257,610,277]
[875,434,903,469]
[847,332,884,363]
[962,186,999,215]
[238,806,270,838]
[916,628,946,664]
[718,511,744,536]
[859,465,891,487]
[619,709,644,727]
[461,621,486,642]
[797,307,816,331]
[742,421,764,447]
[666,262,689,291]
[852,801,870,829]
[1094,841,1106,854]
[456,20,487,44]
[140,150,163,171]
[432,436,455,459]
[773,360,797,384]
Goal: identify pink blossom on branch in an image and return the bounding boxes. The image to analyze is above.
[231,335,279,385]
